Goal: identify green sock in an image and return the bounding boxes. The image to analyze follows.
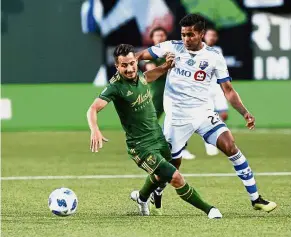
[176,182,212,214]
[139,175,161,201]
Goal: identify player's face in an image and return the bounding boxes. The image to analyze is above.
[115,52,138,79]
[181,26,204,51]
[204,30,218,47]
[152,30,167,45]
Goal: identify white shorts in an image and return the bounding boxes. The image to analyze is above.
[163,110,229,159]
[209,85,228,113]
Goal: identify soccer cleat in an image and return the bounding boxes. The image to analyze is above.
[149,191,163,216]
[181,149,196,160]
[252,195,277,212]
[130,191,150,216]
[207,207,222,219]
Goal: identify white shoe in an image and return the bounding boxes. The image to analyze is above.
[208,207,222,219]
[205,143,219,156]
[130,191,150,216]
[181,149,196,160]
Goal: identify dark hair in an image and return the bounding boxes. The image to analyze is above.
[179,14,206,32]
[113,44,135,62]
[150,26,168,39]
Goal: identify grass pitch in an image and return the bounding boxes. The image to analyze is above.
[2,130,291,237]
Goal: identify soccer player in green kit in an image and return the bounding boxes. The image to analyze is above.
[87,44,222,218]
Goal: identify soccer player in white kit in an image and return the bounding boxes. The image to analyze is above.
[203,28,229,156]
[137,14,276,213]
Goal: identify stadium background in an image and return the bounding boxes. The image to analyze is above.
[1,1,291,237]
[1,0,291,130]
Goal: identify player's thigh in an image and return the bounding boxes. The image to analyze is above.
[163,118,195,159]
[196,110,230,146]
[132,151,176,182]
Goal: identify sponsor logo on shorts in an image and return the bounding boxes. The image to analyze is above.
[146,155,156,166]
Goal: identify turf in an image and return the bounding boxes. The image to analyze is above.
[2,130,291,237]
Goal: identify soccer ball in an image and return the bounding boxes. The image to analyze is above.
[48,187,78,216]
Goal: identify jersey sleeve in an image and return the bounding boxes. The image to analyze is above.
[214,53,232,84]
[99,84,118,102]
[147,41,175,59]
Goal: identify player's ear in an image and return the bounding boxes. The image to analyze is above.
[115,60,119,70]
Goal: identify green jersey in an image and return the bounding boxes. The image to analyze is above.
[99,70,164,150]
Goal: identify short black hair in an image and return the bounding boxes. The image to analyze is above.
[179,14,206,32]
[150,26,168,39]
[113,44,135,62]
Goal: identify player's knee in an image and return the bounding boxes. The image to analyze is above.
[170,170,185,188]
[224,140,237,156]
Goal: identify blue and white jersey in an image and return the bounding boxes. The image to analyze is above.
[148,41,231,119]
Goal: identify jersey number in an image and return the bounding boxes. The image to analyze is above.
[208,115,220,125]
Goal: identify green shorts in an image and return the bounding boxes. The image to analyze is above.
[128,140,176,182]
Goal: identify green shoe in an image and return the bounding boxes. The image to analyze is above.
[252,195,277,213]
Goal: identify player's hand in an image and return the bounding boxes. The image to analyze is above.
[244,112,255,130]
[90,129,109,152]
[164,53,175,69]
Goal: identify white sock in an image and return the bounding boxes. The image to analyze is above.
[229,150,259,201]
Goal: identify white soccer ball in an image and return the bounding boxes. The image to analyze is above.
[48,188,78,216]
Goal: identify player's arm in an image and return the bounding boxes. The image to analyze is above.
[87,84,118,152]
[136,49,154,61]
[220,81,255,130]
[144,62,157,71]
[144,53,175,82]
[215,53,255,129]
[87,98,109,152]
[136,40,174,61]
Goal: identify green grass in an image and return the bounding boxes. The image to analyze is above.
[2,130,291,237]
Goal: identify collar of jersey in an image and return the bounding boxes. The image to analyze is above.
[119,72,139,85]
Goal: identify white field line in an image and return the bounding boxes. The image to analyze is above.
[9,129,291,135]
[1,172,291,181]
[230,129,291,134]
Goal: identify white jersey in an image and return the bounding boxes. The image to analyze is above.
[148,41,231,119]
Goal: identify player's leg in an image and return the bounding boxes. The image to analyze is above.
[130,173,164,216]
[129,148,166,216]
[148,139,171,214]
[135,152,222,218]
[198,111,277,212]
[204,92,229,156]
[156,158,222,218]
[215,131,277,212]
[148,121,195,213]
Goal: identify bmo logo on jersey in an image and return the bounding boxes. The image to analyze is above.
[174,68,206,81]
[194,70,206,81]
[174,68,191,77]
